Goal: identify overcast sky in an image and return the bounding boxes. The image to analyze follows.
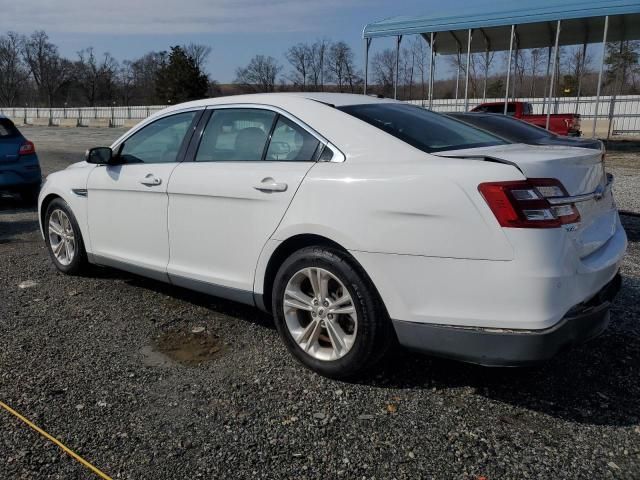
[0,0,469,82]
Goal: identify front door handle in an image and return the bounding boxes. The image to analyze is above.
[253,177,288,193]
[140,174,162,186]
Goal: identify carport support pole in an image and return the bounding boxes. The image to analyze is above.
[463,29,472,111]
[511,41,519,100]
[455,49,461,103]
[363,38,371,95]
[483,48,489,101]
[504,25,515,115]
[428,32,435,108]
[394,35,402,99]
[592,16,609,138]
[545,20,561,130]
[542,47,552,115]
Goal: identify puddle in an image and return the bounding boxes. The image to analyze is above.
[141,329,226,367]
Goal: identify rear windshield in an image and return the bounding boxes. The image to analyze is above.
[338,103,505,153]
[448,113,552,142]
[0,118,20,138]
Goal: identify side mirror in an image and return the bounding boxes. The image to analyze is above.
[85,147,113,165]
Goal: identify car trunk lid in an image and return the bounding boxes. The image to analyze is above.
[0,139,21,163]
[434,143,616,258]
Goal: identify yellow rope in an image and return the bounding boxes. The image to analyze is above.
[0,400,113,480]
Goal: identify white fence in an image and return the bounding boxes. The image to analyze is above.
[409,95,640,136]
[0,105,167,127]
[2,95,640,135]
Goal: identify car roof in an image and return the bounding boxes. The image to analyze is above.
[112,92,422,161]
[159,92,399,113]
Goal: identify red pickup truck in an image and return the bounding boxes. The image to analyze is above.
[470,101,581,137]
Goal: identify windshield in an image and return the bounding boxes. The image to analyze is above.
[338,103,506,153]
[448,113,553,142]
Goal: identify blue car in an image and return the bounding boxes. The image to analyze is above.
[0,115,41,202]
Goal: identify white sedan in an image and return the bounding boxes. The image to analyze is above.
[38,93,627,378]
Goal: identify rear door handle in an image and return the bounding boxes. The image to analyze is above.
[253,177,288,193]
[140,174,162,186]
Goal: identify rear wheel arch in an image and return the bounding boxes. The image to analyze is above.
[260,234,385,316]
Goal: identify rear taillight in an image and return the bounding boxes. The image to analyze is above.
[479,178,580,228]
[19,140,35,156]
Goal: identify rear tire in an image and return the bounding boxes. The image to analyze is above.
[272,246,394,379]
[44,198,88,275]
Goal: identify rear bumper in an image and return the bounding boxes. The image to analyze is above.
[393,273,621,366]
[0,156,41,189]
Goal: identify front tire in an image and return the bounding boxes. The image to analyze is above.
[272,246,394,379]
[44,198,88,275]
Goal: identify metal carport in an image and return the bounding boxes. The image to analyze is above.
[362,0,640,137]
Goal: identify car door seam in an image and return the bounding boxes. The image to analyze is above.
[251,161,318,295]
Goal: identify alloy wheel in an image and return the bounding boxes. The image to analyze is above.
[282,267,358,361]
[48,209,76,266]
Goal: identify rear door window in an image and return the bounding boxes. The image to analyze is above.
[0,119,20,138]
[265,117,320,161]
[196,109,276,162]
[339,103,505,153]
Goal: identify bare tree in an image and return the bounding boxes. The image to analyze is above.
[182,43,212,71]
[399,47,416,100]
[372,49,396,96]
[327,41,358,92]
[560,45,593,97]
[118,60,135,105]
[75,48,119,106]
[22,30,72,108]
[308,39,329,91]
[448,52,484,98]
[0,32,29,107]
[605,41,639,92]
[410,38,427,102]
[234,55,282,92]
[512,49,527,98]
[528,48,544,96]
[130,51,166,104]
[285,43,312,90]
[343,51,362,94]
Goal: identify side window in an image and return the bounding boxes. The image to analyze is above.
[318,146,334,161]
[118,111,197,164]
[265,117,320,161]
[195,109,276,162]
[485,104,503,114]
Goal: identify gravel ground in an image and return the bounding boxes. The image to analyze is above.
[0,127,639,479]
[606,152,640,214]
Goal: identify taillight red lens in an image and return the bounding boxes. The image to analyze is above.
[479,178,580,228]
[19,140,35,156]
